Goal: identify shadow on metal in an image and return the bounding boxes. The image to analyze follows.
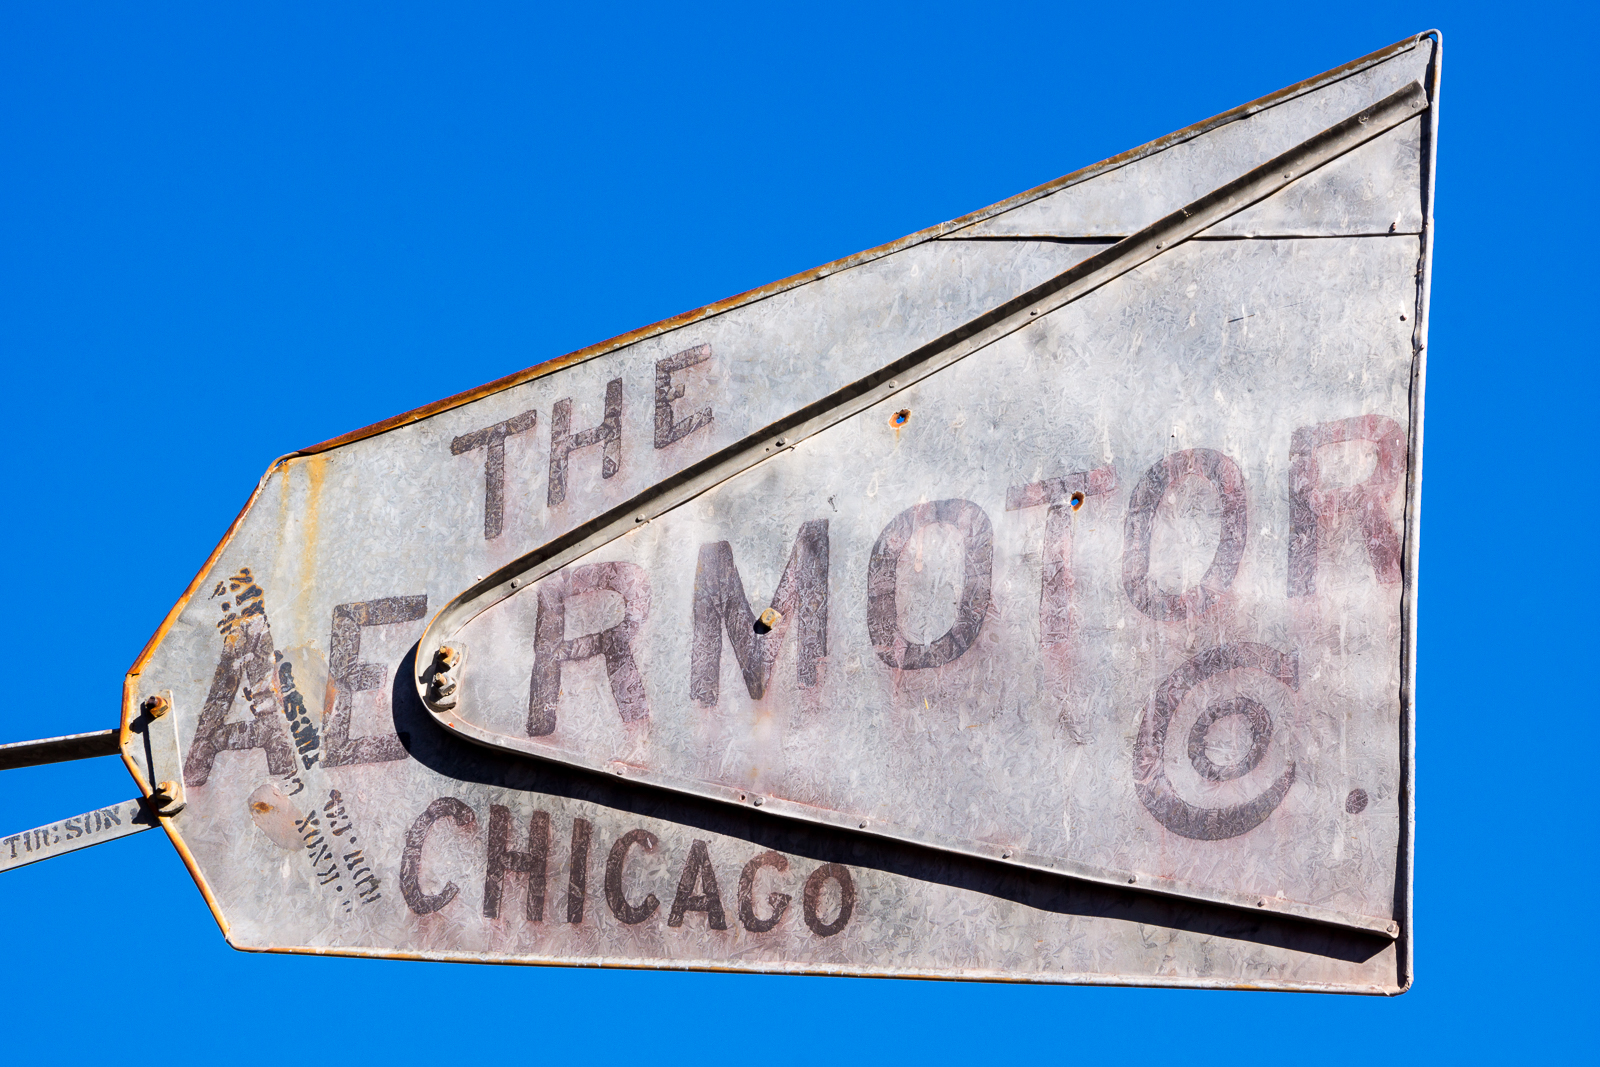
[391,646,1389,967]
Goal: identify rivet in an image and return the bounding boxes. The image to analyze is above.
[635,515,645,523]
[509,579,520,588]
[858,821,868,829]
[753,796,764,807]
[1001,851,1012,859]
[1257,899,1267,907]
[775,437,786,446]
[1128,875,1137,884]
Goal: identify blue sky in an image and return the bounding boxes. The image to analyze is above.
[0,3,1592,1061]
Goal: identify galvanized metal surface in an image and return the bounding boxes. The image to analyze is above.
[416,80,1426,938]
[119,33,1438,993]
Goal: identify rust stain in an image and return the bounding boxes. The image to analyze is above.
[302,453,326,580]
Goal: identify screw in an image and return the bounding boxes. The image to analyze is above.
[143,695,169,719]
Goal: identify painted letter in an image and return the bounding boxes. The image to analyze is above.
[323,595,428,767]
[1287,415,1406,596]
[451,410,538,540]
[866,499,993,670]
[548,379,622,506]
[654,344,713,448]
[690,520,828,704]
[527,562,651,735]
[604,828,660,925]
[1122,449,1247,622]
[399,798,477,915]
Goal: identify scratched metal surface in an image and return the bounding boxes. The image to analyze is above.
[119,34,1435,992]
[446,230,1417,933]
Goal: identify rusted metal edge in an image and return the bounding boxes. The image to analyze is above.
[292,33,1427,459]
[1393,26,1442,998]
[0,729,119,771]
[413,82,1430,942]
[242,940,1402,995]
[118,455,296,940]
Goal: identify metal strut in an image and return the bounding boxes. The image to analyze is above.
[0,694,185,873]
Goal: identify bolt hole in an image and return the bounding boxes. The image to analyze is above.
[1069,492,1085,510]
[891,409,911,427]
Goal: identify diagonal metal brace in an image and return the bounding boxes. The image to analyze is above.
[0,694,187,873]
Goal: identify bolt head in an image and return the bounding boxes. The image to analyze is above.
[143,695,169,718]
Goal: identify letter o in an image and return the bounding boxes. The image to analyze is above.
[867,499,993,669]
[1122,448,1248,622]
[802,863,856,937]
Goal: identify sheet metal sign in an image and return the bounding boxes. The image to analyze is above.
[119,33,1437,993]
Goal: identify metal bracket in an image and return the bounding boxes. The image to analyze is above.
[129,690,186,817]
[0,714,167,874]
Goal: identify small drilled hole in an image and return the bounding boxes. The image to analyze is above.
[891,409,911,427]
